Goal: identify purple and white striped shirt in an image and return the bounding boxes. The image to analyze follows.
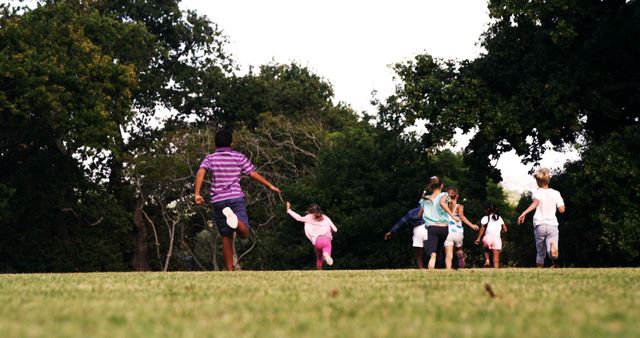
[199,147,256,203]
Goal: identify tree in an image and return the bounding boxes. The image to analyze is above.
[251,116,515,269]
[0,1,147,271]
[0,0,235,271]
[382,0,640,265]
[382,0,639,186]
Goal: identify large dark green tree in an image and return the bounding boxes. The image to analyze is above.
[0,1,149,271]
[0,0,234,271]
[383,0,640,265]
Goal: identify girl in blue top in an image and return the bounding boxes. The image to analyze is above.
[417,176,459,270]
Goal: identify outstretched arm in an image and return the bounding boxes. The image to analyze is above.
[458,205,479,231]
[440,197,459,221]
[518,200,540,224]
[286,202,310,223]
[194,168,206,205]
[475,225,486,244]
[286,209,308,222]
[385,214,409,240]
[249,171,281,193]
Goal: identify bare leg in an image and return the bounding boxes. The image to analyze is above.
[483,250,490,267]
[236,219,250,239]
[415,248,425,269]
[493,250,500,269]
[444,246,454,270]
[455,248,465,269]
[428,253,437,270]
[222,235,234,271]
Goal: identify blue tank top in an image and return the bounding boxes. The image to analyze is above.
[420,192,450,226]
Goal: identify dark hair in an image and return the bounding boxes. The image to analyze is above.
[484,203,500,221]
[215,129,233,148]
[447,186,458,194]
[426,176,443,193]
[306,204,324,221]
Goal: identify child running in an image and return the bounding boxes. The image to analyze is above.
[286,201,337,270]
[517,168,565,268]
[194,129,281,271]
[444,187,479,269]
[475,203,507,268]
[417,176,459,270]
[383,205,428,269]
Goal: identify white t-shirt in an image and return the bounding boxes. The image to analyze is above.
[481,215,504,236]
[531,188,564,226]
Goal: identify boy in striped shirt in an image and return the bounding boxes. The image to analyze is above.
[194,130,281,271]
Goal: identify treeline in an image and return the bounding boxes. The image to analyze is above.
[0,0,638,272]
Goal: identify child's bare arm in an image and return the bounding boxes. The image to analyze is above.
[417,207,424,219]
[518,200,540,224]
[440,197,459,221]
[458,205,479,230]
[475,225,485,244]
[502,223,508,233]
[558,205,566,214]
[249,171,281,193]
[194,168,207,205]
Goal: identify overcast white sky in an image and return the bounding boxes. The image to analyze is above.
[181,0,579,195]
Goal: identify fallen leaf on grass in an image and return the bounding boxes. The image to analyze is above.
[485,283,497,298]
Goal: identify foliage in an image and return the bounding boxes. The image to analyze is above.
[383,0,640,264]
[0,0,147,272]
[248,119,514,270]
[515,124,640,266]
[1,0,638,271]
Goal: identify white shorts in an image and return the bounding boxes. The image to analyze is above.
[444,231,464,248]
[412,225,429,248]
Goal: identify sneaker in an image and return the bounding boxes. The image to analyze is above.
[222,207,238,229]
[550,241,558,260]
[323,252,333,266]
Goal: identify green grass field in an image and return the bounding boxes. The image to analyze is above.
[1,269,639,337]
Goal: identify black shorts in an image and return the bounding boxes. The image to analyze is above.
[426,226,449,256]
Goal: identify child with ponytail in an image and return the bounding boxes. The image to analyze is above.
[475,203,508,268]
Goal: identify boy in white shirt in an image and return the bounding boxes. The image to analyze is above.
[518,168,566,267]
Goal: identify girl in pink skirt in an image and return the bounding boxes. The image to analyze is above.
[475,203,508,268]
[286,202,337,270]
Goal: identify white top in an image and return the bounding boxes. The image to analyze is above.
[481,215,504,237]
[531,188,564,226]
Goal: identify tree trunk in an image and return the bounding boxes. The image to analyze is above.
[132,194,151,271]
